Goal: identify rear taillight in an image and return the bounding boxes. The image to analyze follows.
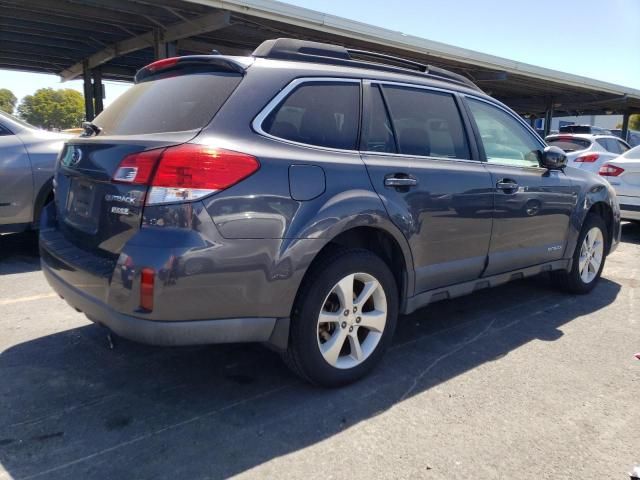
[112,144,259,205]
[599,163,624,177]
[113,149,164,185]
[147,144,259,205]
[574,153,599,163]
[145,57,179,73]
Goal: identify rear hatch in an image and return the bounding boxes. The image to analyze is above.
[53,57,248,257]
[546,135,595,168]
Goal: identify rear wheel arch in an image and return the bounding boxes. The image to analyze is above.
[31,178,54,229]
[292,225,413,317]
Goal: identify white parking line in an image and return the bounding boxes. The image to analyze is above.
[0,293,57,306]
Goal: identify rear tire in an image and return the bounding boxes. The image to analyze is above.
[283,248,398,387]
[552,214,607,294]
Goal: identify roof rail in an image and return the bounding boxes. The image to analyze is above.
[252,38,481,91]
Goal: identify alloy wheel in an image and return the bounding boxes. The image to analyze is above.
[317,272,387,370]
[579,227,604,284]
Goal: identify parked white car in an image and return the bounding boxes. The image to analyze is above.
[599,145,640,222]
[546,133,631,174]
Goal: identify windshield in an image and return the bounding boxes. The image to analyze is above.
[93,72,242,136]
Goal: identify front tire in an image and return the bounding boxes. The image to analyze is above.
[552,214,607,294]
[284,248,398,387]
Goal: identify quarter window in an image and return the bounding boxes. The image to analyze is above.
[596,138,621,154]
[618,140,630,153]
[596,138,629,154]
[467,98,543,168]
[262,82,360,150]
[361,85,396,153]
[381,85,470,159]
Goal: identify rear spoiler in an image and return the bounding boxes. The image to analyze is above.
[135,56,253,83]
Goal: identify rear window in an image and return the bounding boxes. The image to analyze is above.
[547,137,591,152]
[262,82,360,150]
[93,72,242,135]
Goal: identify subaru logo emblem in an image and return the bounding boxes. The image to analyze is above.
[62,146,82,167]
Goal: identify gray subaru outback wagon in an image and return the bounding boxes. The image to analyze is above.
[40,39,620,386]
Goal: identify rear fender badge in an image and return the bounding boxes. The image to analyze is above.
[547,245,562,252]
[111,206,130,215]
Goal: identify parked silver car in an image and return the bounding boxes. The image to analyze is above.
[0,111,68,234]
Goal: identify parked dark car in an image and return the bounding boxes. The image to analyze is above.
[559,124,612,135]
[40,39,620,386]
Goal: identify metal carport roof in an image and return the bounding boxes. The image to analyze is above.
[1,0,639,121]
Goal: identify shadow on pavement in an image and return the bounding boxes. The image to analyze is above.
[621,221,640,245]
[0,273,621,479]
[0,232,40,275]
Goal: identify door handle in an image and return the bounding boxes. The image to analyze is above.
[384,175,418,188]
[496,179,519,192]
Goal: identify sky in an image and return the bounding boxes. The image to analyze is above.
[1,71,131,111]
[1,0,639,109]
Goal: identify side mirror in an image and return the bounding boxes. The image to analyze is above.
[540,146,567,170]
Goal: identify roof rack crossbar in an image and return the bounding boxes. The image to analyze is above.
[252,38,481,91]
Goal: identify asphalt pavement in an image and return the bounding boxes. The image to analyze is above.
[0,224,639,479]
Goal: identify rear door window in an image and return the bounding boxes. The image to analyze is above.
[262,81,360,150]
[380,85,470,159]
[93,72,242,135]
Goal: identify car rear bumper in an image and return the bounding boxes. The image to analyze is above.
[42,261,283,346]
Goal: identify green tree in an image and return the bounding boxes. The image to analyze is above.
[0,88,17,114]
[17,88,84,130]
[616,114,640,132]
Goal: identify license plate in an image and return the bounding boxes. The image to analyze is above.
[64,178,99,233]
[67,180,95,219]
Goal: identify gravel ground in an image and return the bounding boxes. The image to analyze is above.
[0,224,638,480]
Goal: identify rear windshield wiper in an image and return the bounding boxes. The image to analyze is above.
[81,121,103,137]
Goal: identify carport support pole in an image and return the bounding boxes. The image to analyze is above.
[543,98,554,137]
[153,29,177,59]
[621,112,630,143]
[92,68,104,116]
[83,61,95,122]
